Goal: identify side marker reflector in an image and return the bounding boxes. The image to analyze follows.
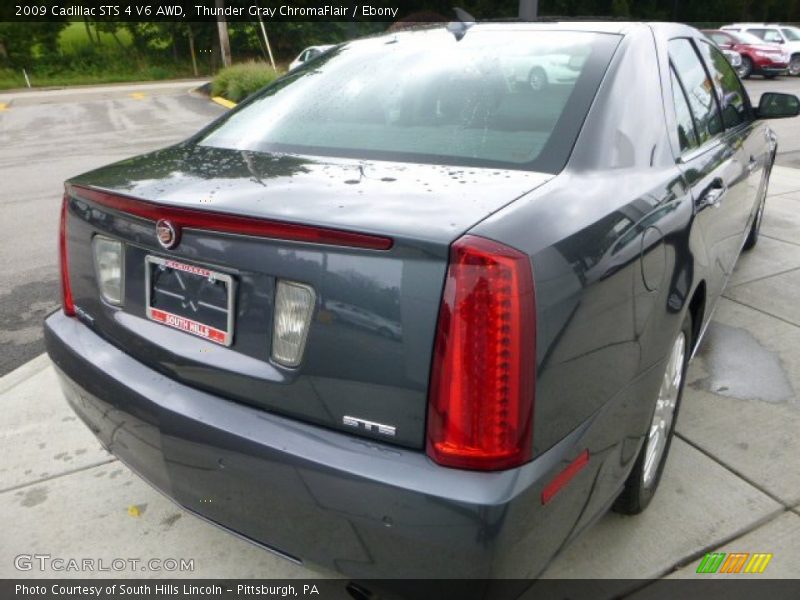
[541,449,590,505]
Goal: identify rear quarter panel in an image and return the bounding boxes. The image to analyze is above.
[470,27,697,523]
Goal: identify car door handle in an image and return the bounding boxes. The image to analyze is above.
[697,178,727,211]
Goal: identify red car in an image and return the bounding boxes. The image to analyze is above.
[703,29,790,78]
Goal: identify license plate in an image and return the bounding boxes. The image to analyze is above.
[145,256,235,346]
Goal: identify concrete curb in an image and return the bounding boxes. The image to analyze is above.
[0,353,50,396]
[211,96,237,109]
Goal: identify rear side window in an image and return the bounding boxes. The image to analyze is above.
[749,28,783,44]
[670,68,699,152]
[668,39,722,145]
[697,40,751,129]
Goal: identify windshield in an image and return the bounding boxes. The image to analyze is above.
[782,27,800,41]
[198,28,620,172]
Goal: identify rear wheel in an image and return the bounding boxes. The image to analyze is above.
[789,56,800,77]
[528,66,548,92]
[613,313,691,515]
[738,56,753,79]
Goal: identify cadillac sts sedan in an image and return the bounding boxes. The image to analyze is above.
[45,22,800,584]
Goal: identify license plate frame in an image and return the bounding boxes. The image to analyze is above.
[144,255,235,347]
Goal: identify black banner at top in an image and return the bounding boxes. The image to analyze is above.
[1,0,464,23]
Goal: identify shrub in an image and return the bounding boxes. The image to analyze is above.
[212,61,280,103]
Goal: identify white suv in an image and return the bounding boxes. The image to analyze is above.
[722,23,800,75]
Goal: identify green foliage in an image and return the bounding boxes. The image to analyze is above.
[2,3,800,90]
[56,21,134,55]
[0,21,69,67]
[212,61,280,102]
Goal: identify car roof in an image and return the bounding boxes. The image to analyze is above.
[400,21,704,38]
[723,23,788,28]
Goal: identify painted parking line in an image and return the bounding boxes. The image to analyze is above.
[129,92,147,100]
[0,102,9,111]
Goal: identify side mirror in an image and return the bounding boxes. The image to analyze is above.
[756,92,800,119]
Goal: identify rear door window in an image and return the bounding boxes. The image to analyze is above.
[669,67,699,152]
[668,38,723,145]
[697,40,751,129]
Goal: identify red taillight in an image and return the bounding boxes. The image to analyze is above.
[68,185,393,251]
[59,193,76,317]
[426,235,535,471]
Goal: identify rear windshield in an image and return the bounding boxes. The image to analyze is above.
[198,28,620,172]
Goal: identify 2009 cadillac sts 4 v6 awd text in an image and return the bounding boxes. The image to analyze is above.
[45,22,799,579]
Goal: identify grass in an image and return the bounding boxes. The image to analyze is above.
[57,21,133,55]
[0,24,282,92]
[0,66,194,90]
[211,61,282,102]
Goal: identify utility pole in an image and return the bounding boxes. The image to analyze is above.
[519,0,538,21]
[215,0,232,68]
[187,24,199,77]
[257,16,276,70]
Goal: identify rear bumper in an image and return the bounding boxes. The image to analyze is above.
[44,311,596,580]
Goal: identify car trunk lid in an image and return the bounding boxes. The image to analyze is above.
[63,144,552,449]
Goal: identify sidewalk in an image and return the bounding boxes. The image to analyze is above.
[2,168,799,591]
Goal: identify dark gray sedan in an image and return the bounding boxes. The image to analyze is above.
[45,21,799,585]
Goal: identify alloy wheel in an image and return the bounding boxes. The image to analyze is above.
[643,332,685,488]
[529,68,547,91]
[738,57,752,79]
[790,57,800,77]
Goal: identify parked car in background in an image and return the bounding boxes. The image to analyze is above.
[45,21,800,591]
[502,51,588,91]
[702,30,742,70]
[288,44,334,71]
[703,29,790,78]
[721,47,743,69]
[721,23,800,76]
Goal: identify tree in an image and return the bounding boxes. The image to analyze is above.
[0,22,68,68]
[216,0,232,67]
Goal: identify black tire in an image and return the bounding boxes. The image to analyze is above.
[764,73,779,80]
[528,66,548,92]
[743,161,772,251]
[738,56,753,79]
[790,56,800,77]
[613,312,692,515]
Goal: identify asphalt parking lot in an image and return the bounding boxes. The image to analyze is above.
[1,77,800,593]
[0,81,225,376]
